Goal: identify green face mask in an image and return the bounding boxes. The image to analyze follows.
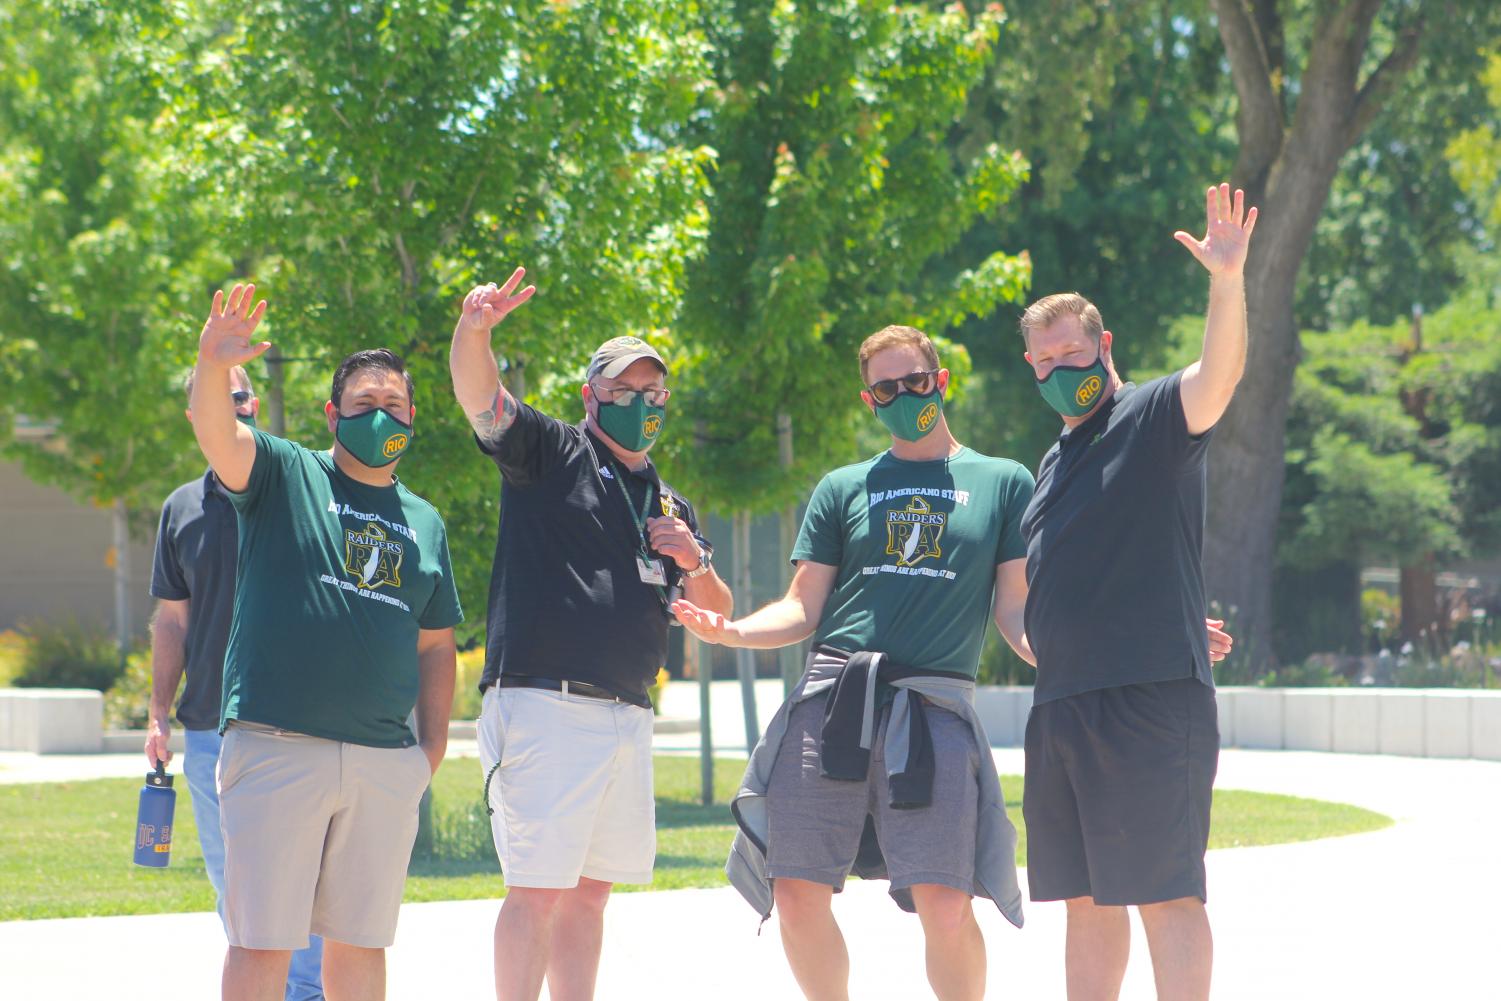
[875,389,944,442]
[236,413,257,428]
[336,408,413,468]
[595,395,665,452]
[1035,353,1109,418]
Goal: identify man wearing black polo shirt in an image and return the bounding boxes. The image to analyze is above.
[449,267,733,1001]
[1018,183,1256,1001]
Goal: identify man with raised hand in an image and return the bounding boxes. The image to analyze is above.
[449,267,733,1001]
[191,284,462,1001]
[1017,183,1256,1001]
[146,363,323,1001]
[673,324,1035,1001]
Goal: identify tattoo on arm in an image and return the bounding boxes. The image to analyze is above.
[469,387,519,445]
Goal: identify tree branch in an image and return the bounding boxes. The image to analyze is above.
[1212,0,1284,192]
[1345,16,1426,148]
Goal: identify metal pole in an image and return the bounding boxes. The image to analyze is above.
[112,499,131,660]
[263,345,287,438]
[733,511,759,751]
[776,413,802,694]
[694,637,714,805]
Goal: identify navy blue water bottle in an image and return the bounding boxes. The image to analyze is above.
[133,760,176,868]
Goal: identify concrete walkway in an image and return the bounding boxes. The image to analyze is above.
[2,683,1498,999]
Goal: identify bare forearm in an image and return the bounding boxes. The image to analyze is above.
[147,620,188,724]
[723,597,817,650]
[994,607,1036,667]
[681,571,733,618]
[1198,273,1247,388]
[189,360,256,490]
[415,643,456,759]
[449,319,515,440]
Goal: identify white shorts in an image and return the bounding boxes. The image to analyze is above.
[478,685,656,888]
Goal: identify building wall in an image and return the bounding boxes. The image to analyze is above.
[0,459,156,642]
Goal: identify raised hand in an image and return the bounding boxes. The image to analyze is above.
[671,599,738,646]
[459,267,536,336]
[199,284,270,368]
[1174,183,1257,277]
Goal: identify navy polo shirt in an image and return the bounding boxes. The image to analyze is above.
[150,470,239,730]
[1020,371,1216,704]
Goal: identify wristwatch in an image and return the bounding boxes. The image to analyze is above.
[682,546,713,579]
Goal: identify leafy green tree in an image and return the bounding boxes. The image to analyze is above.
[664,0,1029,513]
[1203,0,1501,666]
[148,0,717,635]
[0,3,228,516]
[947,2,1238,471]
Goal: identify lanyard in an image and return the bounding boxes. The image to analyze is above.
[610,460,655,543]
[607,459,672,609]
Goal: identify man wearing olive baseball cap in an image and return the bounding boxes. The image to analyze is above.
[449,268,733,1001]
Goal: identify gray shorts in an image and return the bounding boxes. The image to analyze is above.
[765,692,979,894]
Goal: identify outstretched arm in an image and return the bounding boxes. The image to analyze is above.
[450,267,536,448]
[672,561,837,649]
[192,284,269,492]
[1176,183,1258,436]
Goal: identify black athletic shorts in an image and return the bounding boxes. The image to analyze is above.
[1022,676,1219,906]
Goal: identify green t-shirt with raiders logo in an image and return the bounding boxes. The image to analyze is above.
[221,429,463,747]
[792,447,1034,677]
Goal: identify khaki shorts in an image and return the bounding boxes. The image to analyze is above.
[218,721,431,950]
[478,685,655,888]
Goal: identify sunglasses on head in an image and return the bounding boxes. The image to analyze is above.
[231,390,252,405]
[866,370,938,407]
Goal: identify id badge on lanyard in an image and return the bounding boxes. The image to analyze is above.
[609,461,670,595]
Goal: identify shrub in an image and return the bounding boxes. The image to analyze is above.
[0,629,29,687]
[1258,657,1349,688]
[104,649,154,729]
[450,646,486,721]
[13,618,122,691]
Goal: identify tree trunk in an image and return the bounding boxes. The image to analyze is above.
[1204,0,1424,669]
[1399,554,1440,648]
[1204,147,1345,669]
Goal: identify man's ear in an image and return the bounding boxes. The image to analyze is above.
[324,400,338,433]
[1023,351,1033,365]
[408,403,416,424]
[184,408,193,423]
[937,368,951,395]
[859,389,875,412]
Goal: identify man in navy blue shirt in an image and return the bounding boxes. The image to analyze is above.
[1019,183,1257,1001]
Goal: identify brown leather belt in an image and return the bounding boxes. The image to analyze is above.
[494,675,652,710]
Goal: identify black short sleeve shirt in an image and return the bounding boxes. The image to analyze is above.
[476,402,708,698]
[149,471,238,731]
[1020,371,1215,704]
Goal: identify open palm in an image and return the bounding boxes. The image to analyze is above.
[1174,183,1257,277]
[199,284,270,367]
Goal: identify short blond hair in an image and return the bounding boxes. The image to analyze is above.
[1019,293,1103,344]
[858,325,940,383]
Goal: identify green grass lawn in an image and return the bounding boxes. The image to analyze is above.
[1,756,1391,920]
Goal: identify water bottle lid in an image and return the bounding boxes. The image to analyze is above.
[146,760,174,789]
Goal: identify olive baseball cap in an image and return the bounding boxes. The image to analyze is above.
[586,336,667,381]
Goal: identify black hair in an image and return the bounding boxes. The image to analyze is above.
[330,348,415,408]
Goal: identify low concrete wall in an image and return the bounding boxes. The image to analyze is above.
[976,685,1501,761]
[0,689,103,753]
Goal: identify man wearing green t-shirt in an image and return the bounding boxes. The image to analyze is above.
[673,325,1034,1001]
[190,284,463,1001]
